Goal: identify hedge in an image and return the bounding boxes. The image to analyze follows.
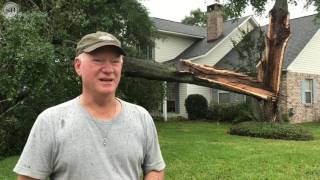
[229,121,314,141]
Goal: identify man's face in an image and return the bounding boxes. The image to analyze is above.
[74,46,123,97]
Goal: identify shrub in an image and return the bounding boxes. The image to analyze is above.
[281,113,290,123]
[229,121,314,141]
[207,102,255,122]
[185,94,208,120]
[0,116,27,158]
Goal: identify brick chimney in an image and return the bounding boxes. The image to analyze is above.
[207,3,223,42]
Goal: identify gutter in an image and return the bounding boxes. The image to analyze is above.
[158,29,205,39]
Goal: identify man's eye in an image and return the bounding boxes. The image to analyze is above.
[111,58,121,63]
[93,59,103,63]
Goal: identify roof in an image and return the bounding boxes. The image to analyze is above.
[151,17,206,38]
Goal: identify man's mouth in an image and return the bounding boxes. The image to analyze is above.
[99,78,113,83]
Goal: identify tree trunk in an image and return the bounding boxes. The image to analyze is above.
[258,0,290,122]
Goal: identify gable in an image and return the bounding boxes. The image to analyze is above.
[287,29,320,75]
[193,17,257,66]
[154,33,197,63]
[214,14,320,73]
[174,16,255,61]
[282,15,320,69]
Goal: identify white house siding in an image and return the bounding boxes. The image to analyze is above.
[187,84,212,103]
[154,33,196,63]
[287,29,320,75]
[194,20,256,66]
[178,83,188,117]
[177,84,212,118]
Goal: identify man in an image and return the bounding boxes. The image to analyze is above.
[14,31,165,180]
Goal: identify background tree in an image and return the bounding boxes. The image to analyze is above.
[230,27,265,76]
[182,8,207,27]
[0,0,163,157]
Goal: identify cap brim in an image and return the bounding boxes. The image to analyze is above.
[82,42,126,56]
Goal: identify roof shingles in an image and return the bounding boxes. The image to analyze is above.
[151,17,206,38]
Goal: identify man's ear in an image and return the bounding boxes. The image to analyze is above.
[74,57,82,76]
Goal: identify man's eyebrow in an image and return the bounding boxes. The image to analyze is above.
[91,57,102,61]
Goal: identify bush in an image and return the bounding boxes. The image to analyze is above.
[281,113,290,123]
[229,121,314,141]
[185,94,208,120]
[0,116,27,159]
[207,102,255,122]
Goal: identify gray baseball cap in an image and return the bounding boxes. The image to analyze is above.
[76,31,126,56]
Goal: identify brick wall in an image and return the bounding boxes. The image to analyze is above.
[279,72,320,123]
[207,13,223,41]
[207,4,223,42]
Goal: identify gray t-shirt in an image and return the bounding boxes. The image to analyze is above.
[13,97,165,180]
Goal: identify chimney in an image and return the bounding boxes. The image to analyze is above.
[207,3,223,42]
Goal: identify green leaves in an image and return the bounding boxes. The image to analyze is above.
[0,11,54,101]
[182,8,207,27]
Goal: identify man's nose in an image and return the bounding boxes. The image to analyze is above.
[101,62,114,73]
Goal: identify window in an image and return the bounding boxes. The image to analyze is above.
[305,79,313,104]
[218,90,230,104]
[302,79,317,104]
[167,100,176,112]
[166,83,179,112]
[137,45,154,60]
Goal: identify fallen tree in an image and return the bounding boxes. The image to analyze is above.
[124,58,275,101]
[124,0,291,122]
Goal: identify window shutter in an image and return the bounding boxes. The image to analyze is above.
[313,80,317,104]
[301,80,306,103]
[176,83,180,113]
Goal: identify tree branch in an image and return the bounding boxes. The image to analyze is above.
[0,98,25,117]
[123,57,275,101]
[26,0,41,10]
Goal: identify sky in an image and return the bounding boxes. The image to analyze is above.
[141,0,317,25]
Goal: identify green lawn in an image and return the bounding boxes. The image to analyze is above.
[157,121,320,179]
[0,156,19,180]
[1,121,320,179]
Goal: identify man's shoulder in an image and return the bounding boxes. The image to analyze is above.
[119,99,154,126]
[119,98,149,115]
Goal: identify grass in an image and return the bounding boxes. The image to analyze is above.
[157,121,320,179]
[1,121,320,179]
[0,156,19,180]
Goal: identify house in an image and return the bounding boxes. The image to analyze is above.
[151,3,320,123]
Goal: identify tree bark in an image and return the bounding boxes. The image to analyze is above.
[258,0,290,122]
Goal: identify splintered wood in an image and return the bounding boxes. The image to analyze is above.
[181,60,276,101]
